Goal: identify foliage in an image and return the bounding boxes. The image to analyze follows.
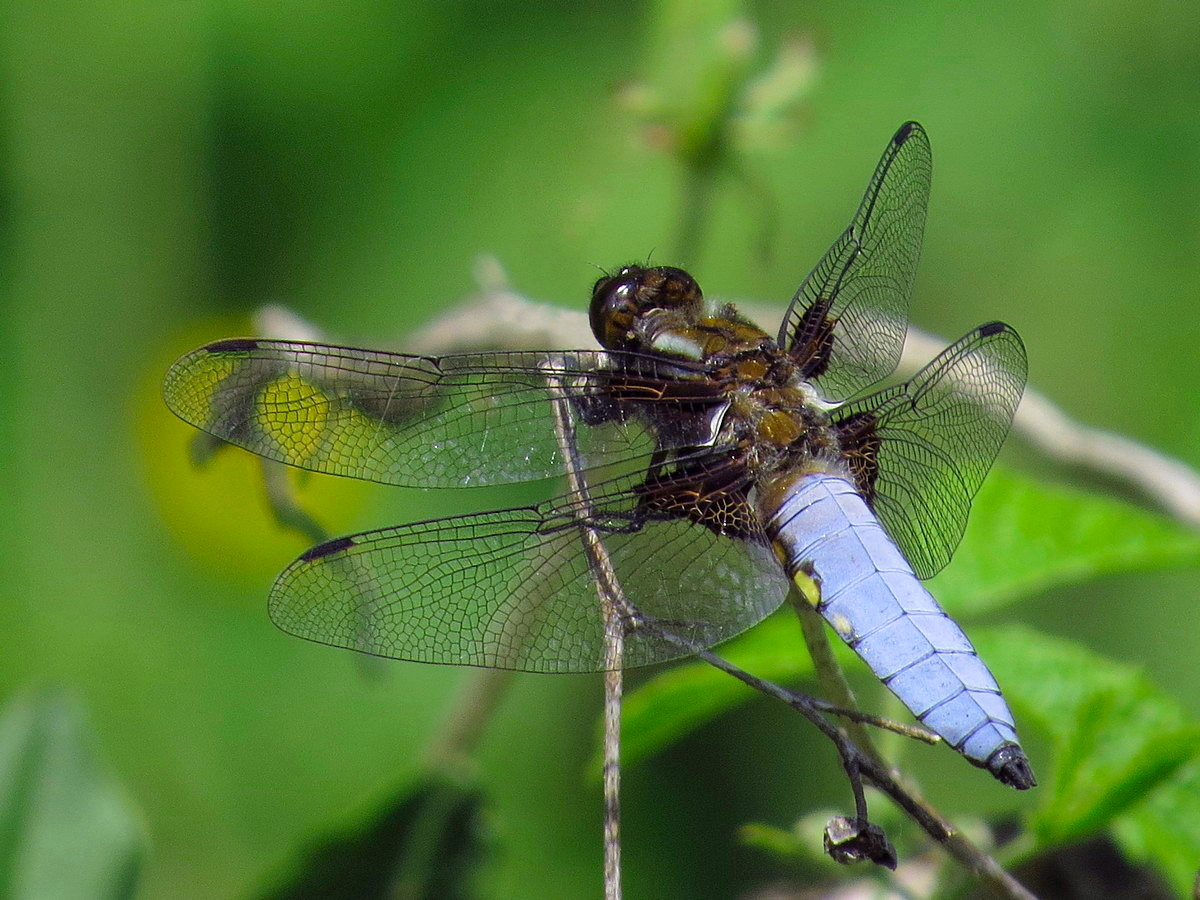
[3,0,1199,896]
[614,468,1200,894]
[257,777,490,900]
[0,691,145,900]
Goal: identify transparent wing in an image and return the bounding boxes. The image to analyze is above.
[163,339,726,488]
[267,455,791,672]
[832,322,1027,579]
[778,121,932,402]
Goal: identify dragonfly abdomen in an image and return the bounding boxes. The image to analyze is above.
[765,473,1035,789]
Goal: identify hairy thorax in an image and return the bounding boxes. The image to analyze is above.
[589,264,846,488]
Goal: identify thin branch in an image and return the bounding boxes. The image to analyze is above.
[600,645,623,900]
[542,356,626,900]
[785,592,1033,896]
[653,629,1035,897]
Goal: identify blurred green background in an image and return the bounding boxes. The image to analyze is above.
[3,0,1199,897]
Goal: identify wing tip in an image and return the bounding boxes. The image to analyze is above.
[977,320,1009,338]
[894,121,921,145]
[975,321,1027,363]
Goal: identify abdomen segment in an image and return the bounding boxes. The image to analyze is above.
[765,473,1035,789]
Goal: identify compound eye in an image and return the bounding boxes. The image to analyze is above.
[591,272,615,296]
[589,277,639,350]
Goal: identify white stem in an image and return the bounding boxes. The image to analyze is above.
[391,262,1200,530]
[541,355,627,900]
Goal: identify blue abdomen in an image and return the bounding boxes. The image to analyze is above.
[765,473,1034,788]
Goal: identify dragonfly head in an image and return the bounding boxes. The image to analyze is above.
[590,265,703,351]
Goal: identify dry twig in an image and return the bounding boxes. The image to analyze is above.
[385,258,1200,531]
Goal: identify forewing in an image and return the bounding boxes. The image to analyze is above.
[832,322,1027,578]
[779,122,932,401]
[267,456,790,672]
[163,339,721,488]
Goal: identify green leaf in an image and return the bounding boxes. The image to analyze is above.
[737,822,808,861]
[928,466,1200,617]
[0,688,145,900]
[1114,756,1200,898]
[971,627,1199,853]
[256,777,490,900]
[615,468,1200,767]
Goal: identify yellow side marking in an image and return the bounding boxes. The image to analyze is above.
[829,613,854,641]
[789,563,853,639]
[790,567,822,609]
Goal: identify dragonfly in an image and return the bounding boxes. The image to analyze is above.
[164,122,1035,789]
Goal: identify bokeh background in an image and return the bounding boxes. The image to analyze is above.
[3,0,1199,897]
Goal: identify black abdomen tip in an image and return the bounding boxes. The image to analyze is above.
[988,745,1037,790]
[300,535,356,561]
